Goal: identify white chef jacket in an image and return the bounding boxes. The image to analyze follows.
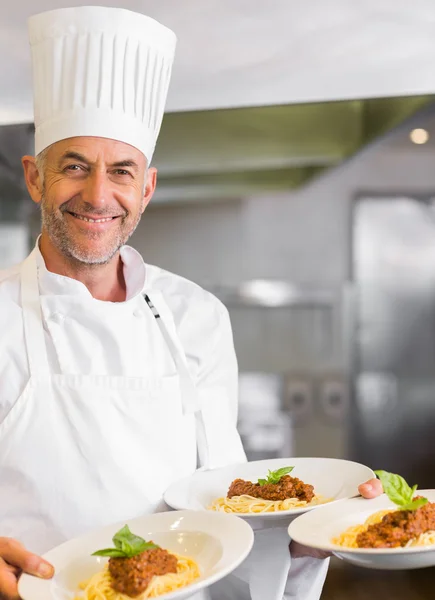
[0,243,239,423]
[0,241,329,600]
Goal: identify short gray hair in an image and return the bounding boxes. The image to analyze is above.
[35,147,48,187]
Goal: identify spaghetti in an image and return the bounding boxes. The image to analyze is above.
[75,554,200,600]
[208,466,329,514]
[208,493,329,514]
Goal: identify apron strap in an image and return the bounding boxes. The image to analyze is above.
[143,292,210,469]
[20,251,50,378]
[143,293,200,414]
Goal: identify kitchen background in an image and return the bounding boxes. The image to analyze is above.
[1,1,435,598]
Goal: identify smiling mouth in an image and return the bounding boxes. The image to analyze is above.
[67,211,121,223]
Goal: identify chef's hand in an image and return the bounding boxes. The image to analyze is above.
[358,478,383,499]
[0,538,54,599]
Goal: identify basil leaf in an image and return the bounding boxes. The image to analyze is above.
[93,525,159,558]
[264,470,274,484]
[113,538,123,550]
[272,467,294,479]
[257,466,294,486]
[267,466,294,484]
[113,525,147,552]
[401,497,428,511]
[92,548,128,558]
[374,471,415,506]
[374,470,429,511]
[113,525,130,550]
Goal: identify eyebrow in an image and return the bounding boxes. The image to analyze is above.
[111,159,139,171]
[59,151,89,164]
[59,152,139,171]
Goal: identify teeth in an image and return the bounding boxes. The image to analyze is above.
[73,213,114,223]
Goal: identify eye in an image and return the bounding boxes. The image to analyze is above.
[64,164,83,172]
[114,169,131,176]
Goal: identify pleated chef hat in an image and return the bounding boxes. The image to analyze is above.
[27,6,177,163]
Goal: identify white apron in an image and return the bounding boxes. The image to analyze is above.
[0,251,245,600]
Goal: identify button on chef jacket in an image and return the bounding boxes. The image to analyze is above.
[0,241,329,600]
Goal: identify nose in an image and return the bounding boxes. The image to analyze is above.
[81,170,110,209]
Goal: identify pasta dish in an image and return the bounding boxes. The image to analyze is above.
[74,525,200,599]
[208,466,329,514]
[333,470,435,549]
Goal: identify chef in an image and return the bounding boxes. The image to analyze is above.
[0,6,329,600]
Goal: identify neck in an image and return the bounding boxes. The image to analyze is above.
[39,233,127,302]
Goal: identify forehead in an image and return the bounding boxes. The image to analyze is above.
[46,136,147,167]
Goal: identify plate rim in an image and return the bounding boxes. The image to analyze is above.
[288,489,435,556]
[18,509,255,600]
[163,457,376,519]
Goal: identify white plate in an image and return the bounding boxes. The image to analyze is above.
[163,457,374,525]
[288,490,435,570]
[19,510,254,600]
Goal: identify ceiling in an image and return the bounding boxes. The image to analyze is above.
[1,0,435,123]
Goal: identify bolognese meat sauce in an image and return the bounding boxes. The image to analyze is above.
[227,475,314,503]
[109,546,178,597]
[357,499,435,548]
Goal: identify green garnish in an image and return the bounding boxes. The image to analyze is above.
[92,525,159,558]
[374,470,428,511]
[258,466,294,486]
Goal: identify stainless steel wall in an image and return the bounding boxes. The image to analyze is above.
[351,196,435,487]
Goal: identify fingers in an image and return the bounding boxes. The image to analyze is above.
[0,557,20,600]
[0,538,54,578]
[4,564,20,577]
[358,478,384,499]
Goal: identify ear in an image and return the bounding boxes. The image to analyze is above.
[22,155,43,204]
[141,167,157,213]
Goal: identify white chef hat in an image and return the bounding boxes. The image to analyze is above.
[27,6,177,163]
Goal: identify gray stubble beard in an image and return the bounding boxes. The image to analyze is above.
[40,194,142,266]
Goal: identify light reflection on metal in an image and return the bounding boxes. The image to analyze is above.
[239,279,296,307]
[209,279,336,308]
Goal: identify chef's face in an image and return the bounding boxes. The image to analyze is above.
[22,136,156,265]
